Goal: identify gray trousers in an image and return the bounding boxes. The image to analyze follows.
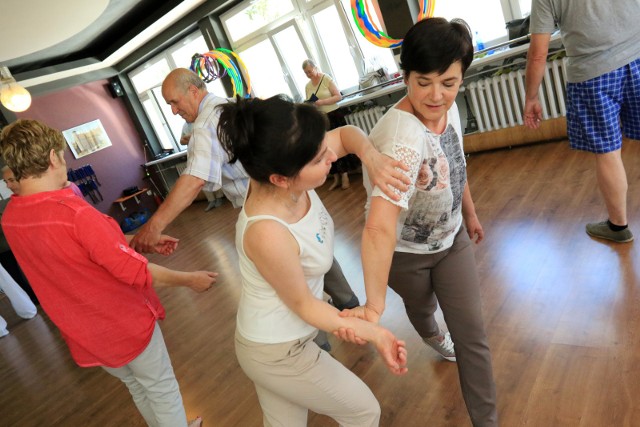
[324,257,359,309]
[103,323,188,427]
[389,227,498,427]
[235,330,380,427]
[315,257,360,348]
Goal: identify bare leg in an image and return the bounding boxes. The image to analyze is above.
[341,172,350,190]
[595,150,628,225]
[328,174,340,191]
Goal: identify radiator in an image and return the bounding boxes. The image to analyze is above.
[344,106,387,134]
[465,58,568,133]
[175,162,187,175]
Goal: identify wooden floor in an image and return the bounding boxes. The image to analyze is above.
[1,139,640,427]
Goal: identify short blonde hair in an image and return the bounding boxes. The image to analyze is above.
[0,119,66,180]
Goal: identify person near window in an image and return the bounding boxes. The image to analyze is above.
[524,0,640,243]
[303,59,360,191]
[0,119,216,427]
[217,94,408,426]
[339,18,498,426]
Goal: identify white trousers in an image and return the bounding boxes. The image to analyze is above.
[0,261,37,335]
[102,323,188,427]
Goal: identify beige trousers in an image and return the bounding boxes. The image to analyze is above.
[235,330,380,427]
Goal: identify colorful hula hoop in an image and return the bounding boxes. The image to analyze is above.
[190,48,251,97]
[351,0,436,48]
[416,0,436,21]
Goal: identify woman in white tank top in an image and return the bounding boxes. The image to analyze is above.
[216,94,409,426]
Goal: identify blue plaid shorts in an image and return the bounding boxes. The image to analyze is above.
[566,57,640,153]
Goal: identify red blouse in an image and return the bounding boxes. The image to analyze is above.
[2,188,165,368]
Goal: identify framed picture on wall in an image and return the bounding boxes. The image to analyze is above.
[62,119,113,159]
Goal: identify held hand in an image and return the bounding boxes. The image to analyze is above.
[373,328,408,376]
[186,271,218,293]
[367,154,410,202]
[154,235,180,256]
[523,99,543,129]
[465,215,484,244]
[332,327,368,345]
[130,222,162,254]
[339,304,382,324]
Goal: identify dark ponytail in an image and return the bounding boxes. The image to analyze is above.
[217,95,328,183]
[217,96,255,165]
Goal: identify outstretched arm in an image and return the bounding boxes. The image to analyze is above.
[125,234,179,255]
[130,174,204,253]
[147,263,217,293]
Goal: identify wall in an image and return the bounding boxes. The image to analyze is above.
[15,79,157,223]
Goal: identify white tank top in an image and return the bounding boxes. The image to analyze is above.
[235,190,334,343]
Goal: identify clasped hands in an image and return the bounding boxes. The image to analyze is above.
[335,304,408,376]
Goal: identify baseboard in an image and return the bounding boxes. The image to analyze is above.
[463,117,567,153]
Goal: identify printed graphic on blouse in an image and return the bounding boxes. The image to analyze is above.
[316,207,329,244]
[400,124,467,251]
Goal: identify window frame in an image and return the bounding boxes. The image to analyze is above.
[127,0,531,156]
[221,0,373,96]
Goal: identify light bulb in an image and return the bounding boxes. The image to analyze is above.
[1,82,32,112]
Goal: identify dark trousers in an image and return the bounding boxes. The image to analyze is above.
[389,227,498,427]
[315,257,360,349]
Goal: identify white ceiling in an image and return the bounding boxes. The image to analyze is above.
[0,0,206,88]
[0,0,109,62]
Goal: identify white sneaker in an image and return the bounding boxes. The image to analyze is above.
[0,328,9,338]
[423,332,456,362]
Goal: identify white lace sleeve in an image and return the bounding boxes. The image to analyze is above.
[371,143,422,210]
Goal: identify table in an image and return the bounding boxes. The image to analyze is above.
[143,151,187,195]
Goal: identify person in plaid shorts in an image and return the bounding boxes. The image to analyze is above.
[524,0,640,243]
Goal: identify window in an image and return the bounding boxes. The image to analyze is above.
[338,0,398,76]
[142,97,176,152]
[221,0,526,99]
[434,0,510,44]
[221,0,398,98]
[130,58,171,94]
[224,0,296,43]
[518,0,531,17]
[272,25,312,100]
[310,4,361,90]
[240,38,295,99]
